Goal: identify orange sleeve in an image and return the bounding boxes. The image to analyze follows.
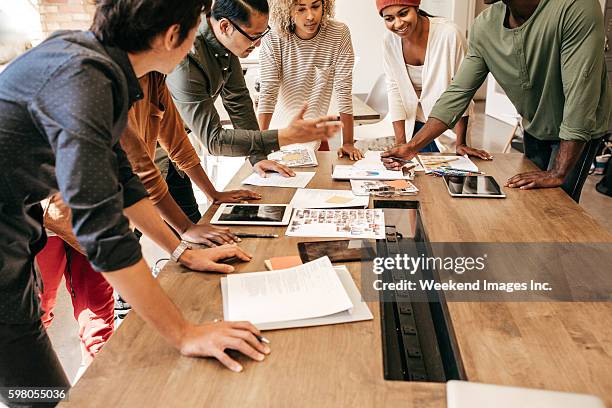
[119,111,170,205]
[157,75,201,171]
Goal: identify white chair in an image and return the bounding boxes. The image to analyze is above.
[354,74,394,143]
[363,73,389,118]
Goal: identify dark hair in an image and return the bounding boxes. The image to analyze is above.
[91,0,211,52]
[211,0,269,26]
[418,9,434,17]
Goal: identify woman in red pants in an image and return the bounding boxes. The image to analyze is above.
[36,195,115,375]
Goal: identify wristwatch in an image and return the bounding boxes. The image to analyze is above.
[171,241,191,263]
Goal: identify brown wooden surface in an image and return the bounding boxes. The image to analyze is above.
[63,153,612,407]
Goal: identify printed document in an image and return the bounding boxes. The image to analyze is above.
[226,256,353,324]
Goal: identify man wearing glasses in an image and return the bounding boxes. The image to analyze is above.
[167,0,341,180]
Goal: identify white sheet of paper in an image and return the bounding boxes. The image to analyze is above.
[242,172,315,188]
[289,189,369,209]
[332,165,412,180]
[226,256,353,325]
[286,208,385,239]
[353,151,384,169]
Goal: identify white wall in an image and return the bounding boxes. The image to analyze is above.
[335,0,386,95]
[336,0,470,95]
[0,0,43,44]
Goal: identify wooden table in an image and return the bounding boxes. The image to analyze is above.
[62,153,612,407]
[216,95,380,126]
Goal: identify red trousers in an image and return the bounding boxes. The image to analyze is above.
[36,236,114,365]
[319,139,330,151]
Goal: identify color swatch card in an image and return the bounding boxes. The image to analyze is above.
[286,208,385,239]
[289,188,369,209]
[242,172,316,188]
[350,179,419,196]
[267,146,318,167]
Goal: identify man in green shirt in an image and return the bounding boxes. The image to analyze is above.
[167,0,340,171]
[382,0,611,202]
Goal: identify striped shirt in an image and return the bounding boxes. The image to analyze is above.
[258,20,354,149]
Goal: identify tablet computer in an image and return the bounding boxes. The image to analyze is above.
[211,204,293,226]
[443,175,506,198]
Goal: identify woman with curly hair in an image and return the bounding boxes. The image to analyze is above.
[258,0,364,160]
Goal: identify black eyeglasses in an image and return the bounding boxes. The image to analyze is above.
[224,17,271,42]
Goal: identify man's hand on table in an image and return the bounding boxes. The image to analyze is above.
[456,144,493,161]
[253,160,296,178]
[212,189,262,204]
[179,320,270,372]
[178,243,252,273]
[380,143,419,170]
[505,170,565,190]
[181,223,239,246]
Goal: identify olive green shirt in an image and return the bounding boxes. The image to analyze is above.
[430,0,611,142]
[167,19,279,163]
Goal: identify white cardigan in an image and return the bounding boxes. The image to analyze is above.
[383,17,474,152]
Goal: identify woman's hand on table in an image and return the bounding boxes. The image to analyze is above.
[337,143,364,161]
[253,159,296,178]
[179,320,270,372]
[178,243,252,273]
[181,223,239,246]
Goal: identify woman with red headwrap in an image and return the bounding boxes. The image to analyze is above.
[376,0,491,158]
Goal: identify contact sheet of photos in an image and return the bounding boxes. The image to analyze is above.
[286,209,386,239]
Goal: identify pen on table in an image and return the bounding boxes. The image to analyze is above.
[235,233,279,239]
[256,335,271,344]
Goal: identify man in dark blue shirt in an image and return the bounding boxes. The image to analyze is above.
[0,1,270,402]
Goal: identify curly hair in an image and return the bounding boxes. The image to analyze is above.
[269,0,336,37]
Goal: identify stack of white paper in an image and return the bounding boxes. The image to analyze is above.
[286,208,385,239]
[267,146,318,167]
[289,188,369,209]
[225,257,353,325]
[242,172,316,188]
[221,264,374,330]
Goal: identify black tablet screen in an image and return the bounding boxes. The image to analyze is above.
[218,205,287,222]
